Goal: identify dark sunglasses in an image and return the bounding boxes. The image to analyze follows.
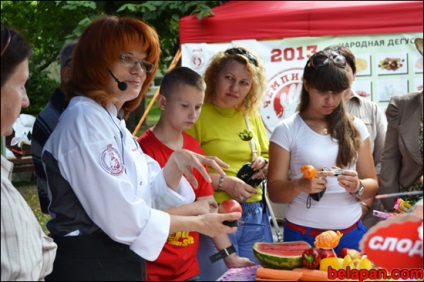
[225,48,258,67]
[307,50,346,69]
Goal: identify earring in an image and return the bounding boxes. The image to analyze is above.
[245,96,249,109]
[212,88,216,98]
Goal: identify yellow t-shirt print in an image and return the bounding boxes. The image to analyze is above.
[167,231,194,247]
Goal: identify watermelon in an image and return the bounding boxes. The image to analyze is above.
[253,241,312,270]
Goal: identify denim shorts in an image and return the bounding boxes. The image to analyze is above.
[229,201,273,263]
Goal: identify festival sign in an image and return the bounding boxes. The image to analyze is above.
[360,214,423,272]
[182,32,423,136]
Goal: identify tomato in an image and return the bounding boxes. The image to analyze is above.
[218,200,242,227]
[302,248,321,269]
[218,199,242,214]
[320,249,336,258]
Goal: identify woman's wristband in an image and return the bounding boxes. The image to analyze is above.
[209,244,236,263]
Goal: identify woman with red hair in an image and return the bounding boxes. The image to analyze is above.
[42,16,239,281]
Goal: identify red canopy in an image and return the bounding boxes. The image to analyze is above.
[179,1,423,44]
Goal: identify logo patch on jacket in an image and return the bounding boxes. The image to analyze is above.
[100,144,124,176]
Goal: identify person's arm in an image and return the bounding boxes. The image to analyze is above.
[379,101,402,211]
[337,137,378,201]
[169,212,240,237]
[210,233,255,268]
[373,104,388,184]
[31,116,51,214]
[210,173,258,202]
[267,142,330,204]
[359,106,386,218]
[164,198,217,216]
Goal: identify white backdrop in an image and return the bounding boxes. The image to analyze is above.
[182,32,423,135]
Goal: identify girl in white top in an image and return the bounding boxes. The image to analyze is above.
[268,50,378,255]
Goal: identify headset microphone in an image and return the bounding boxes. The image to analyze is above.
[107,69,128,91]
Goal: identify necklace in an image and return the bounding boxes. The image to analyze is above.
[299,113,329,135]
[306,121,329,135]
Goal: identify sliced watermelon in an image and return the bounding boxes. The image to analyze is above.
[253,241,312,270]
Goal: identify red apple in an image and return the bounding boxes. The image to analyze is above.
[218,200,242,227]
[218,199,242,214]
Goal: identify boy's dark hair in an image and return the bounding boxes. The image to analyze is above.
[160,66,205,98]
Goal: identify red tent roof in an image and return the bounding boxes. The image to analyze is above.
[179,1,423,44]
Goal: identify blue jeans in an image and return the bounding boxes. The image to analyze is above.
[197,201,273,281]
[283,220,368,256]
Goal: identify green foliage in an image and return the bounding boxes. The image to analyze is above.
[25,70,57,115]
[1,1,98,115]
[115,1,225,73]
[1,1,227,116]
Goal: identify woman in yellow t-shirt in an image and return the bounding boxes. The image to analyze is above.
[186,46,273,280]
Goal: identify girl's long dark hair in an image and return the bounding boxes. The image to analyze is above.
[298,52,362,167]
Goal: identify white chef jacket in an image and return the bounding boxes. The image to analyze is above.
[42,96,195,261]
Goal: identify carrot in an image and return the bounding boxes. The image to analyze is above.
[256,268,303,281]
[292,268,329,281]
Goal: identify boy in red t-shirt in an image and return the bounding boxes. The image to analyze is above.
[137,66,254,281]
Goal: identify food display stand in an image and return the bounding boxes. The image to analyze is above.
[213,199,423,281]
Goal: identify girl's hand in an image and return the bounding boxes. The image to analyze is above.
[299,175,327,194]
[299,166,335,194]
[337,169,360,194]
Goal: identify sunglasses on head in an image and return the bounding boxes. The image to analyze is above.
[307,50,346,69]
[1,27,11,57]
[225,48,258,67]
